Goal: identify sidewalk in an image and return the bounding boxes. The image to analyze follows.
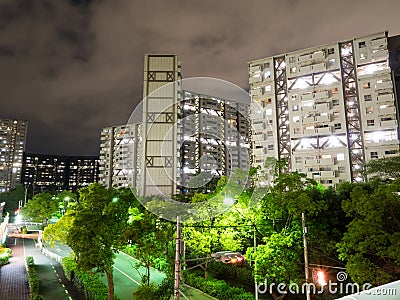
[0,237,30,300]
[24,238,84,300]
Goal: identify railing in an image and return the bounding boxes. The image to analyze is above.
[41,248,62,262]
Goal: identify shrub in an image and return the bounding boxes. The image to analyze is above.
[182,272,255,300]
[133,278,173,300]
[26,256,42,299]
[61,257,120,300]
[0,247,11,266]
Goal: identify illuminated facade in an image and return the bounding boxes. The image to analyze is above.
[99,124,140,189]
[21,153,99,193]
[179,91,249,193]
[0,118,27,192]
[99,55,250,196]
[249,32,400,186]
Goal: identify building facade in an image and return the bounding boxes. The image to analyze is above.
[249,31,400,186]
[99,124,140,189]
[0,118,27,192]
[99,54,250,196]
[178,90,249,193]
[21,153,99,193]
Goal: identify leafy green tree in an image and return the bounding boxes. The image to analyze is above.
[66,184,133,300]
[122,208,173,286]
[21,192,58,224]
[247,230,303,300]
[337,179,400,285]
[43,209,74,246]
[365,154,400,180]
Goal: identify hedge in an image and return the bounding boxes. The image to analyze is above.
[0,247,11,266]
[61,257,120,300]
[182,271,255,300]
[26,256,42,299]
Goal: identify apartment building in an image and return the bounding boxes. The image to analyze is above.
[21,153,99,193]
[99,124,140,189]
[0,118,27,192]
[99,55,250,196]
[249,31,400,186]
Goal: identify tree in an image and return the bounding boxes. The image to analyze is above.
[66,184,133,300]
[122,208,173,286]
[21,192,58,224]
[337,179,400,285]
[365,154,400,180]
[247,230,303,300]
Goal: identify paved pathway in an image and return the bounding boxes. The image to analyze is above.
[0,237,30,300]
[24,238,84,300]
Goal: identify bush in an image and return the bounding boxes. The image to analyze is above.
[61,257,120,300]
[0,247,11,266]
[133,278,173,300]
[26,256,42,299]
[182,272,255,300]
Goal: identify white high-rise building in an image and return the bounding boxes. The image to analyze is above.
[249,31,400,186]
[99,124,140,189]
[99,55,251,196]
[0,118,27,192]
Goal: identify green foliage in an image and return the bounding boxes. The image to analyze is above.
[43,209,74,246]
[182,272,255,300]
[132,278,173,300]
[26,256,42,299]
[365,154,400,180]
[0,247,11,266]
[66,184,133,300]
[122,209,174,285]
[61,257,118,300]
[337,179,400,284]
[21,192,58,224]
[247,230,303,286]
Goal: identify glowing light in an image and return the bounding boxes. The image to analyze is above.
[371,131,383,143]
[223,197,235,206]
[317,271,327,286]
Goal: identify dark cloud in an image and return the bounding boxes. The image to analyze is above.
[1,0,400,156]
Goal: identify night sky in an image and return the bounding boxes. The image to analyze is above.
[1,0,400,156]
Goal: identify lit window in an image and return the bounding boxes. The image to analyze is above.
[264,71,271,79]
[360,53,366,60]
[293,105,299,111]
[366,107,373,114]
[265,109,273,116]
[293,116,300,122]
[337,153,345,161]
[290,67,297,74]
[363,82,371,89]
[265,85,272,92]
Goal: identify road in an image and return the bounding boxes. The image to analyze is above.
[46,241,216,300]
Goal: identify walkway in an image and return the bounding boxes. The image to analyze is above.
[0,237,30,300]
[24,238,84,300]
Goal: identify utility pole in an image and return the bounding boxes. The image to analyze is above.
[302,212,311,300]
[253,225,259,300]
[174,216,181,300]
